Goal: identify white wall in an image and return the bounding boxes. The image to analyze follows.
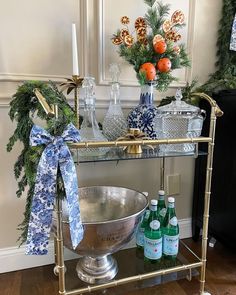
[0,0,222,270]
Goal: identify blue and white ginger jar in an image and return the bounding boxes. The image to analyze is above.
[127,82,158,139]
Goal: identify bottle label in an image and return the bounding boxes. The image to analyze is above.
[150,205,157,211]
[169,217,178,226]
[136,227,145,247]
[150,220,160,230]
[168,203,175,208]
[159,195,165,201]
[159,208,167,218]
[163,234,179,256]
[144,237,162,260]
[144,210,150,220]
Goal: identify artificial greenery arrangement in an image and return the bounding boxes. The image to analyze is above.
[200,0,236,95]
[112,0,190,91]
[7,81,76,244]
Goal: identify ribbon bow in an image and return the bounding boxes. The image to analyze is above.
[230,13,236,51]
[26,123,84,255]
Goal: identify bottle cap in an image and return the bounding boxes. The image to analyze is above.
[168,197,175,203]
[158,190,165,196]
[151,199,158,206]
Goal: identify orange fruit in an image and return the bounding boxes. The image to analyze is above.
[140,63,156,81]
[154,40,167,54]
[157,58,171,73]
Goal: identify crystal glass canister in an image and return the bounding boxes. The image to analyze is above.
[103,64,127,141]
[154,89,205,154]
[78,77,109,157]
[127,82,158,139]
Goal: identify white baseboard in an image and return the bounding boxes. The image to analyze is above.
[0,241,79,274]
[0,218,192,274]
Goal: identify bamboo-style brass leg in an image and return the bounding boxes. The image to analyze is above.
[74,86,79,128]
[160,157,165,190]
[186,268,192,281]
[56,198,66,295]
[54,235,59,276]
[199,108,217,295]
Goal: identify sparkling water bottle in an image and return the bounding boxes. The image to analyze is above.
[157,190,167,228]
[136,207,150,249]
[163,197,179,259]
[144,199,162,262]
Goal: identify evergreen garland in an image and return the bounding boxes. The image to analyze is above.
[200,0,236,95]
[112,0,190,91]
[7,81,76,244]
[216,0,236,70]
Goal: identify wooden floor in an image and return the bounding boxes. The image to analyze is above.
[1,239,236,295]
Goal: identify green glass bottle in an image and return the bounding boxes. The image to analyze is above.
[144,199,162,262]
[163,197,179,259]
[157,190,167,227]
[136,206,150,249]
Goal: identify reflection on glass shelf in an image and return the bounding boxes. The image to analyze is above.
[72,147,208,164]
[64,240,201,295]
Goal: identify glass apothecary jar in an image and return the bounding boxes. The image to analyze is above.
[154,89,206,154]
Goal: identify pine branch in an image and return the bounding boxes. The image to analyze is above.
[157,73,178,92]
[143,0,156,7]
[7,80,77,245]
[145,2,170,34]
[145,8,160,34]
[199,0,236,95]
[216,0,236,70]
[156,1,170,19]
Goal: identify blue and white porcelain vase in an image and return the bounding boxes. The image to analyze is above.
[127,82,158,139]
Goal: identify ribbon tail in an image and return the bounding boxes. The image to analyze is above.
[230,14,236,51]
[26,146,57,255]
[59,147,84,249]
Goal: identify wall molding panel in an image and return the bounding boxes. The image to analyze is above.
[0,73,67,83]
[0,96,158,110]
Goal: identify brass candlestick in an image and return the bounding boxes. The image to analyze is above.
[60,75,84,128]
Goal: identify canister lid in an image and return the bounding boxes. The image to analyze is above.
[157,89,200,115]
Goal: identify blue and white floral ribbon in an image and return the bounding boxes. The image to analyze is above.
[230,13,236,51]
[26,123,84,255]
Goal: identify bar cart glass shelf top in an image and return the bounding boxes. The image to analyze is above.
[52,93,223,295]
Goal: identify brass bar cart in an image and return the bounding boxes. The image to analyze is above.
[38,92,223,295]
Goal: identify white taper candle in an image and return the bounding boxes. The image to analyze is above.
[72,23,79,75]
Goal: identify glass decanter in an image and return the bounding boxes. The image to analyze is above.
[78,77,109,157]
[103,64,127,141]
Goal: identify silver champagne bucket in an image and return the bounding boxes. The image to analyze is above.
[53,186,148,284]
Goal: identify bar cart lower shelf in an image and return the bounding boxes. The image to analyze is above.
[63,240,201,295]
